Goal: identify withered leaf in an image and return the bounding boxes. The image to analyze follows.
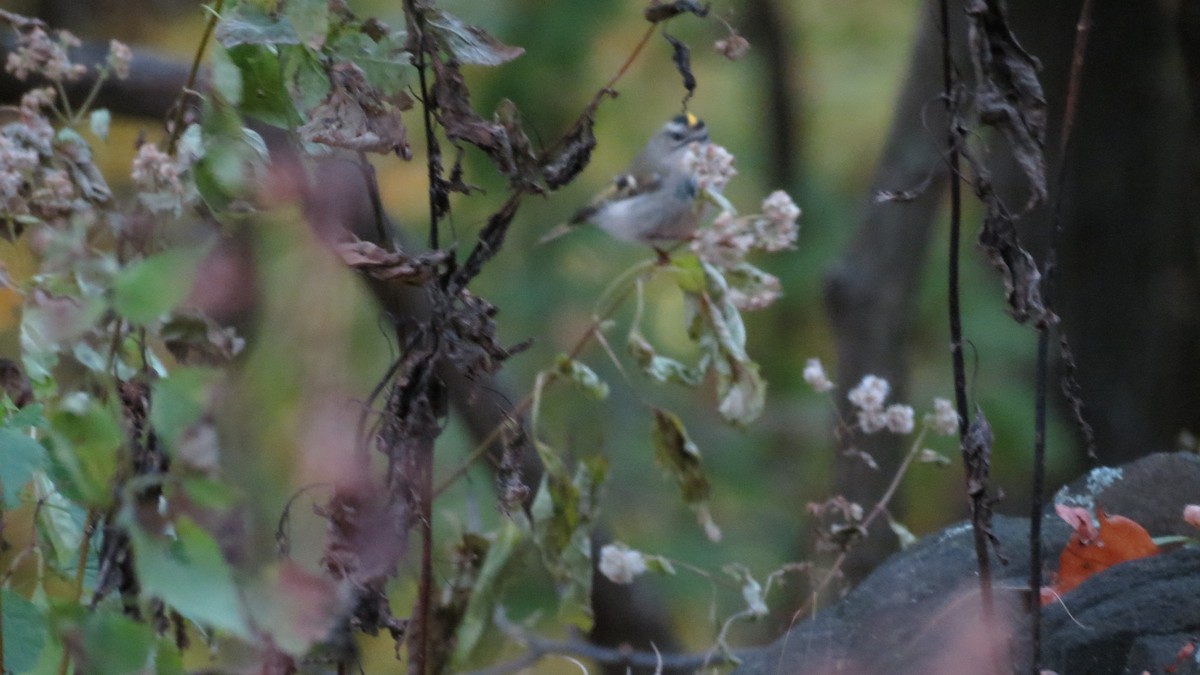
[425,9,524,66]
[541,108,598,190]
[962,405,993,499]
[977,200,1046,324]
[336,239,448,284]
[451,193,522,293]
[494,99,541,189]
[966,0,1047,210]
[645,0,710,23]
[664,33,696,98]
[298,62,411,157]
[431,59,516,175]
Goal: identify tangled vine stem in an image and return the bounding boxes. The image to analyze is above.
[939,0,994,624]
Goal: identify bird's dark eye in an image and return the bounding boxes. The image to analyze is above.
[668,130,685,141]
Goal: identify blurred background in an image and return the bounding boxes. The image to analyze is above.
[4,0,1198,669]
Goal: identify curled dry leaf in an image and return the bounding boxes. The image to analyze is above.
[714,32,750,61]
[966,0,1048,210]
[977,201,1046,325]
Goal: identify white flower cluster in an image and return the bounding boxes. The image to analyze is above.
[803,357,835,393]
[0,87,91,222]
[681,141,736,193]
[847,375,914,434]
[4,26,86,83]
[756,190,801,252]
[691,190,800,271]
[131,142,183,196]
[928,397,959,436]
[108,40,132,81]
[598,543,647,585]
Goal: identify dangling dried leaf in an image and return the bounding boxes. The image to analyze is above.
[645,0,711,23]
[966,0,1047,209]
[494,99,541,189]
[298,61,411,157]
[664,33,696,99]
[451,193,522,292]
[962,406,993,500]
[541,107,599,190]
[432,58,527,178]
[977,200,1046,324]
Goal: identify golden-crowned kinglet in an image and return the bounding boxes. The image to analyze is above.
[545,113,711,245]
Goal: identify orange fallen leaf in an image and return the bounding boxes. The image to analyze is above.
[1042,504,1159,604]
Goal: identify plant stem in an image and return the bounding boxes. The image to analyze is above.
[940,0,994,619]
[167,0,223,155]
[1030,3,1093,672]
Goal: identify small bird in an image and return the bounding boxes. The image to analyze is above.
[543,113,712,246]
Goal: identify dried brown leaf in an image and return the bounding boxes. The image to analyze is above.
[298,62,411,157]
[966,0,1048,209]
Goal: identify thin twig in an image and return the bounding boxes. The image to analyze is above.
[1030,2,1093,672]
[167,0,223,155]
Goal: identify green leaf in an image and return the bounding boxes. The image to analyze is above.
[0,427,47,506]
[627,329,708,387]
[112,245,211,325]
[554,355,608,400]
[651,408,711,505]
[226,44,302,128]
[82,611,155,675]
[425,9,524,66]
[280,45,330,112]
[327,30,413,96]
[451,521,525,668]
[689,262,768,426]
[34,474,88,570]
[211,46,244,106]
[215,4,301,48]
[6,403,47,431]
[284,0,330,48]
[2,589,47,673]
[529,456,607,629]
[20,294,105,381]
[154,637,186,675]
[888,518,918,549]
[644,554,676,575]
[130,516,250,637]
[88,108,111,141]
[49,397,122,507]
[181,477,238,510]
[150,368,218,450]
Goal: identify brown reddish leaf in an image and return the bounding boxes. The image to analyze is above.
[1044,505,1160,603]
